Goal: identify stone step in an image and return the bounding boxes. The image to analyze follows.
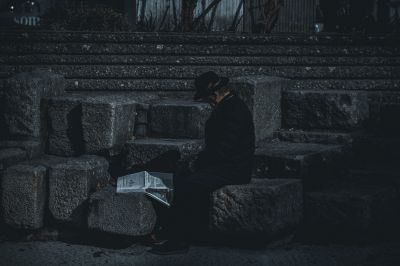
[3,54,400,66]
[1,42,399,56]
[210,178,303,239]
[1,154,110,230]
[121,138,204,174]
[1,65,399,79]
[145,76,285,142]
[302,184,400,242]
[64,78,400,92]
[0,140,42,160]
[88,186,156,237]
[46,94,137,156]
[253,141,346,190]
[282,90,370,131]
[1,31,398,45]
[275,129,362,145]
[148,100,211,139]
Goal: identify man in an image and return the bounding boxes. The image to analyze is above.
[150,71,255,255]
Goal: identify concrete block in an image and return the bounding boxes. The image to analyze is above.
[81,96,137,154]
[0,148,27,172]
[283,90,369,130]
[149,100,211,139]
[122,138,204,171]
[0,140,42,159]
[304,185,399,240]
[1,164,47,229]
[254,141,345,189]
[88,186,156,236]
[46,96,83,156]
[231,76,285,142]
[2,71,65,139]
[210,179,303,238]
[47,95,137,156]
[48,155,110,227]
[275,129,361,146]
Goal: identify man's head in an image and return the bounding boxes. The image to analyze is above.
[194,71,230,107]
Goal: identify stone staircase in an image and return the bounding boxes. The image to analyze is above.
[1,31,400,244]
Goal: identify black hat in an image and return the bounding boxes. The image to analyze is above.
[194,71,229,100]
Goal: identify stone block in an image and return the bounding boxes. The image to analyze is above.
[88,186,156,236]
[81,96,137,154]
[122,138,204,172]
[275,129,361,146]
[283,90,369,130]
[2,71,65,139]
[48,155,110,227]
[46,96,83,156]
[210,179,303,238]
[254,141,345,189]
[0,148,27,172]
[231,76,285,142]
[1,164,47,229]
[304,185,399,240]
[0,140,42,159]
[149,100,211,139]
[47,95,137,156]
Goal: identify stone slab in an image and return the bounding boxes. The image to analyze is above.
[1,164,47,229]
[88,186,156,236]
[282,90,370,130]
[122,138,204,172]
[254,141,345,189]
[231,76,285,142]
[2,71,65,139]
[210,179,303,238]
[48,155,110,227]
[149,101,211,139]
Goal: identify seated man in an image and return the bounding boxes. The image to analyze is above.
[150,71,255,255]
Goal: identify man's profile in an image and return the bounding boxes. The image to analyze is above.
[150,71,255,255]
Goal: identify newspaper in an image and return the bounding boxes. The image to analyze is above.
[116,171,173,207]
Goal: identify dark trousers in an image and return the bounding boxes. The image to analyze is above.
[164,170,232,241]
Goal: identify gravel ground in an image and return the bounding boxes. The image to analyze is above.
[1,240,400,266]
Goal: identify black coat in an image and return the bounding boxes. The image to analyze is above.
[195,92,255,184]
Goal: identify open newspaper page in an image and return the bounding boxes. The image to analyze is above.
[117,171,173,207]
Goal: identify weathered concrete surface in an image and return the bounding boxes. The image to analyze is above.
[149,101,211,139]
[2,71,65,139]
[283,90,370,130]
[81,96,137,154]
[0,148,27,172]
[1,164,47,229]
[210,179,303,238]
[253,141,345,189]
[304,185,400,241]
[46,96,83,156]
[231,76,284,142]
[2,65,398,79]
[48,155,110,227]
[47,94,137,156]
[275,130,361,145]
[1,240,400,266]
[88,186,156,236]
[122,138,204,172]
[0,140,42,159]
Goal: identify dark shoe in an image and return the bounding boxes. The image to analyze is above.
[149,240,190,255]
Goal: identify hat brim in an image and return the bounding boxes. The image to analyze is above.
[194,77,229,100]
